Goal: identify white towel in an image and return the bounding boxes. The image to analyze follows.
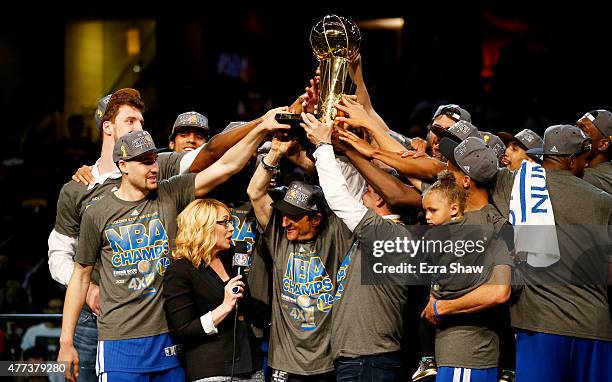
[509,160,560,267]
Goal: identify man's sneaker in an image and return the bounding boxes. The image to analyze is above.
[412,358,437,381]
[498,370,515,382]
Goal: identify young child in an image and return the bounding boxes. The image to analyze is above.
[412,170,467,381]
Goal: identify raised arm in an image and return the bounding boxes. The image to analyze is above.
[301,113,368,232]
[188,106,288,173]
[338,129,445,181]
[343,148,422,208]
[193,115,289,198]
[335,96,406,152]
[247,138,294,230]
[349,55,390,132]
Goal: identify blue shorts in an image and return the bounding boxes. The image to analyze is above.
[436,367,497,382]
[516,330,612,382]
[98,366,184,382]
[96,333,181,375]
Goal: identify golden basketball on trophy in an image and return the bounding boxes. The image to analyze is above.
[310,14,361,122]
[275,15,361,129]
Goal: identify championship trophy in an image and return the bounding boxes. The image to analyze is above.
[276,15,361,130]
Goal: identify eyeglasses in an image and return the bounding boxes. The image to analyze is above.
[216,218,233,228]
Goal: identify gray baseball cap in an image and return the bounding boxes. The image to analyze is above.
[433,104,472,123]
[498,129,543,151]
[479,131,506,159]
[431,120,480,143]
[113,130,158,163]
[526,125,591,156]
[169,111,209,140]
[439,137,499,184]
[94,94,112,129]
[272,181,321,216]
[580,109,612,138]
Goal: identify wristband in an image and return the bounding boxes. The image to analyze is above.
[260,157,280,171]
[433,299,440,318]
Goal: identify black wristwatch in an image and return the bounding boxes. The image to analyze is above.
[260,157,280,171]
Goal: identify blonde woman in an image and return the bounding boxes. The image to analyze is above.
[163,199,269,382]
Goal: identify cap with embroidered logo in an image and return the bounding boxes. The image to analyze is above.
[271,181,322,216]
[526,124,591,156]
[479,131,506,159]
[439,137,499,184]
[169,111,210,140]
[431,120,480,143]
[113,130,158,162]
[498,129,543,151]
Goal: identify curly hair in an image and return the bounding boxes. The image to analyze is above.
[173,199,231,269]
[423,170,467,214]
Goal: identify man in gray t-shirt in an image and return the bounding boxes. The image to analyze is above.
[415,137,512,382]
[248,138,354,380]
[576,109,612,194]
[58,116,289,382]
[490,124,612,382]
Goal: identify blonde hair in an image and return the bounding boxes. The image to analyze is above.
[173,198,231,269]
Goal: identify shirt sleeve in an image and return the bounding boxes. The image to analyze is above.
[157,151,186,180]
[200,312,219,334]
[48,229,77,286]
[179,143,206,174]
[75,212,101,266]
[336,155,367,202]
[313,144,368,232]
[54,183,80,238]
[159,173,197,211]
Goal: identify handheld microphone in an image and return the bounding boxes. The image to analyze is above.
[232,241,250,276]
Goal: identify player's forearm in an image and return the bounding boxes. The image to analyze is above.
[345,150,421,208]
[216,124,267,173]
[247,151,280,201]
[436,266,511,315]
[368,127,406,152]
[371,149,444,180]
[189,118,262,172]
[60,264,92,345]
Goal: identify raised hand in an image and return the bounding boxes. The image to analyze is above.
[301,67,321,114]
[334,96,373,130]
[300,112,333,146]
[337,128,376,158]
[262,106,289,121]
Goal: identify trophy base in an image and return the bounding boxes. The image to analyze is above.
[274,113,314,147]
[275,112,321,126]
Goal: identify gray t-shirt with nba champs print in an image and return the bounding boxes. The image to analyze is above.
[76,173,196,340]
[263,210,354,375]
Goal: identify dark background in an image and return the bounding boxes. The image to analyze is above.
[0,0,609,365]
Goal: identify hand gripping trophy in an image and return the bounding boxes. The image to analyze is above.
[276,15,361,128]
